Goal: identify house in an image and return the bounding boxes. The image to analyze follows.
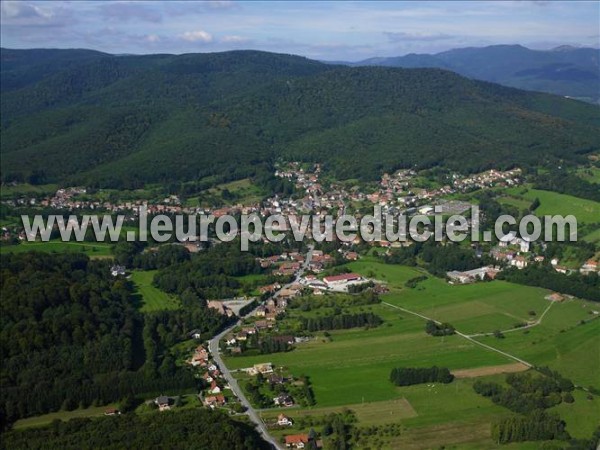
[278,414,293,426]
[546,293,565,302]
[209,381,221,394]
[155,396,171,411]
[255,320,271,330]
[189,329,202,340]
[110,265,126,277]
[284,434,309,448]
[580,259,599,275]
[207,301,234,317]
[204,394,226,408]
[273,394,294,407]
[268,373,285,385]
[278,288,300,299]
[104,408,120,416]
[446,271,473,284]
[344,251,359,261]
[511,256,528,269]
[254,363,274,374]
[554,265,569,274]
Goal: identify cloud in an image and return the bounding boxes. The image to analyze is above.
[144,34,161,43]
[1,1,42,19]
[179,30,213,43]
[0,1,72,27]
[383,32,456,42]
[99,2,162,23]
[220,35,250,44]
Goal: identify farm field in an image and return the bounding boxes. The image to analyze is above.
[350,262,598,388]
[475,308,600,389]
[0,240,113,257]
[225,304,510,407]
[551,388,600,439]
[345,258,424,286]
[240,260,600,447]
[131,270,181,312]
[382,277,553,335]
[504,187,600,224]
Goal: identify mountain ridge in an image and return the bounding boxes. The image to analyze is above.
[334,44,600,103]
[1,48,599,188]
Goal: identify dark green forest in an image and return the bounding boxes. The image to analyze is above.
[1,409,269,450]
[498,265,600,302]
[0,252,229,429]
[2,49,599,188]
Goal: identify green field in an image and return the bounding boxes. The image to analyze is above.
[575,166,600,184]
[505,187,600,224]
[12,404,118,429]
[186,178,266,207]
[233,260,600,446]
[226,303,510,407]
[354,261,599,388]
[0,240,113,257]
[0,183,58,199]
[582,227,600,244]
[383,278,552,334]
[131,270,180,312]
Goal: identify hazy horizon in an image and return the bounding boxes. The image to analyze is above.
[1,1,599,62]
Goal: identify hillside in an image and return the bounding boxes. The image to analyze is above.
[1,48,599,188]
[348,45,600,104]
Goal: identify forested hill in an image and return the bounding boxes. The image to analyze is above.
[346,45,600,104]
[1,48,599,188]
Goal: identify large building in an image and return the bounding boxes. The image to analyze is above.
[323,273,363,287]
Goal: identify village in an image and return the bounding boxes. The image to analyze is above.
[3,161,598,280]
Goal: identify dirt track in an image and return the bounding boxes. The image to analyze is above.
[452,362,529,378]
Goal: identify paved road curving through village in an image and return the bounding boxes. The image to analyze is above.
[208,245,313,450]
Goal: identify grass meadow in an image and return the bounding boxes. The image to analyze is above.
[505,187,600,224]
[131,270,181,312]
[229,259,599,446]
[0,240,113,257]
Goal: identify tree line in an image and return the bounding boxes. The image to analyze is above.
[473,371,574,414]
[498,265,600,302]
[389,366,454,386]
[425,320,456,336]
[300,312,383,332]
[1,408,270,449]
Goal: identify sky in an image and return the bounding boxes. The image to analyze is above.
[1,1,599,61]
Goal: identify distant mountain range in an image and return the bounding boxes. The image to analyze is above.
[333,45,600,104]
[1,47,599,188]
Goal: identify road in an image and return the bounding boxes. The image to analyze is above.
[208,245,313,450]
